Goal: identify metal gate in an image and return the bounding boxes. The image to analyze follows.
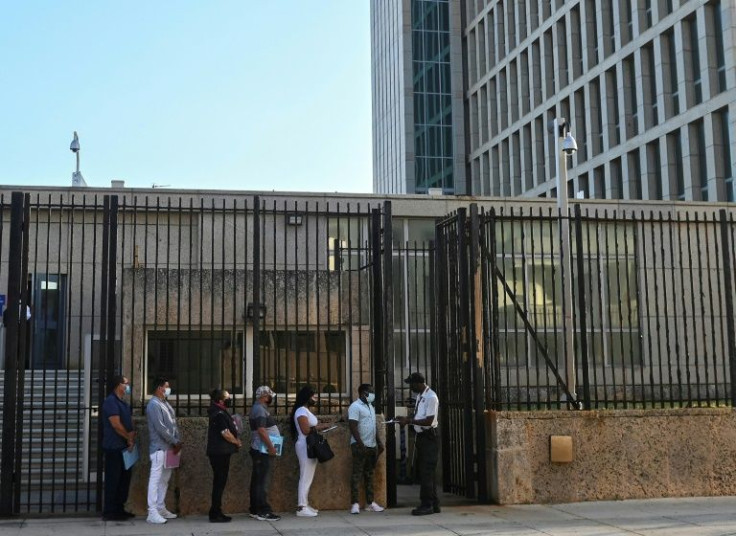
[435,206,488,502]
[0,191,394,515]
[0,192,119,515]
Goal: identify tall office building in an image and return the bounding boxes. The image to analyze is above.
[371,0,467,194]
[372,0,736,201]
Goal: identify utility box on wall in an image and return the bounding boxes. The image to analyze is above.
[549,435,573,463]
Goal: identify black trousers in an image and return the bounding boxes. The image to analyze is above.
[415,431,439,508]
[208,454,232,516]
[103,449,132,516]
[249,449,273,515]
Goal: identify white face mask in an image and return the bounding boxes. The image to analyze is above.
[164,387,171,398]
[365,393,376,404]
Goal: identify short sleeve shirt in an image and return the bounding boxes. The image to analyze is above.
[348,399,377,447]
[294,406,318,442]
[413,387,439,434]
[249,401,279,451]
[101,393,133,451]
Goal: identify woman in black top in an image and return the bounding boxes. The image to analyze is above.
[206,389,241,522]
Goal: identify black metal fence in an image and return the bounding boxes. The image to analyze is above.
[4,190,736,514]
[0,192,392,515]
[436,203,736,413]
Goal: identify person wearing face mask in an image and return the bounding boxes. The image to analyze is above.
[101,374,136,521]
[145,377,182,524]
[348,384,385,514]
[206,388,241,523]
[248,385,281,521]
[396,372,440,516]
[290,385,331,517]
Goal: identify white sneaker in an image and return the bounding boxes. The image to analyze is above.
[365,502,385,512]
[307,505,319,514]
[296,506,318,517]
[350,503,360,514]
[146,511,167,524]
[159,508,177,519]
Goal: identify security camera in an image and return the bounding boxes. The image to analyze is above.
[70,131,80,153]
[561,132,578,156]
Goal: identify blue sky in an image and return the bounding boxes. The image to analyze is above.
[0,2,373,193]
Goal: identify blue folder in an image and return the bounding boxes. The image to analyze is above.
[122,443,139,470]
[259,435,283,456]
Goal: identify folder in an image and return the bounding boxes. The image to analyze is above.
[122,444,139,470]
[164,448,181,469]
[259,435,283,456]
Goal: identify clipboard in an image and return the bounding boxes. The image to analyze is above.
[164,448,181,469]
[122,444,139,470]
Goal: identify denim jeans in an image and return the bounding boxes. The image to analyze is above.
[249,449,273,515]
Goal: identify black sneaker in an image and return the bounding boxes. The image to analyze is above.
[262,513,281,521]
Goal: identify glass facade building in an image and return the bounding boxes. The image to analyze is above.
[371,0,467,195]
[411,0,454,193]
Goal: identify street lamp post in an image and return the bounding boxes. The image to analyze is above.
[552,118,578,406]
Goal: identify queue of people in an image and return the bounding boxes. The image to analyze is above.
[100,373,438,522]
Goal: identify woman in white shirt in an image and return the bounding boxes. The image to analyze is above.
[290,386,330,517]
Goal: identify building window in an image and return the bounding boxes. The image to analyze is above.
[648,140,663,199]
[494,220,640,368]
[668,130,685,201]
[664,29,679,117]
[714,108,733,201]
[412,0,454,193]
[687,15,702,105]
[147,331,244,395]
[712,1,727,93]
[260,330,346,394]
[624,54,638,138]
[695,119,708,201]
[644,42,659,127]
[328,217,370,273]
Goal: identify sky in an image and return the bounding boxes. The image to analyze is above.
[0,2,373,193]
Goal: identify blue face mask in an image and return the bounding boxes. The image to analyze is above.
[164,387,171,397]
[124,385,131,395]
[366,393,375,404]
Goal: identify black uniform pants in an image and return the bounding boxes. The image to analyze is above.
[103,448,132,516]
[208,454,232,516]
[415,431,439,508]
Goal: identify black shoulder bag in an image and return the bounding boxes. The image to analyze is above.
[306,429,334,463]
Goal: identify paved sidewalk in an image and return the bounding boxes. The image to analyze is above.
[1,493,736,535]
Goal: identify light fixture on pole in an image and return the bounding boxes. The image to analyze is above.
[70,131,87,187]
[550,118,578,406]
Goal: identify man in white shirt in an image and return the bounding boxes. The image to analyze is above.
[397,372,440,516]
[347,384,385,514]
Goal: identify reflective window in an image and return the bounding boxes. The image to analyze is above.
[412,0,454,193]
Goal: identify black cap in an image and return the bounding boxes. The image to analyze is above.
[404,372,425,385]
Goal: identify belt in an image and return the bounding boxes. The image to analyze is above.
[416,428,437,436]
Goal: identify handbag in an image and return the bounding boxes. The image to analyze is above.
[306,429,334,463]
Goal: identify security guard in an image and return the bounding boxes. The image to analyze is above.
[397,372,440,516]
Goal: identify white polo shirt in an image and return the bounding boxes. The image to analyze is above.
[412,386,439,433]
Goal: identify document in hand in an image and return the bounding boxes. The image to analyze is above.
[122,444,139,470]
[259,435,284,456]
[164,448,181,469]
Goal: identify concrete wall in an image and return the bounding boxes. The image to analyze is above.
[125,417,386,515]
[487,408,736,504]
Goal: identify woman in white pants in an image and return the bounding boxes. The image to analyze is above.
[290,386,330,517]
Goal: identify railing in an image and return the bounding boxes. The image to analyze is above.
[481,205,736,411]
